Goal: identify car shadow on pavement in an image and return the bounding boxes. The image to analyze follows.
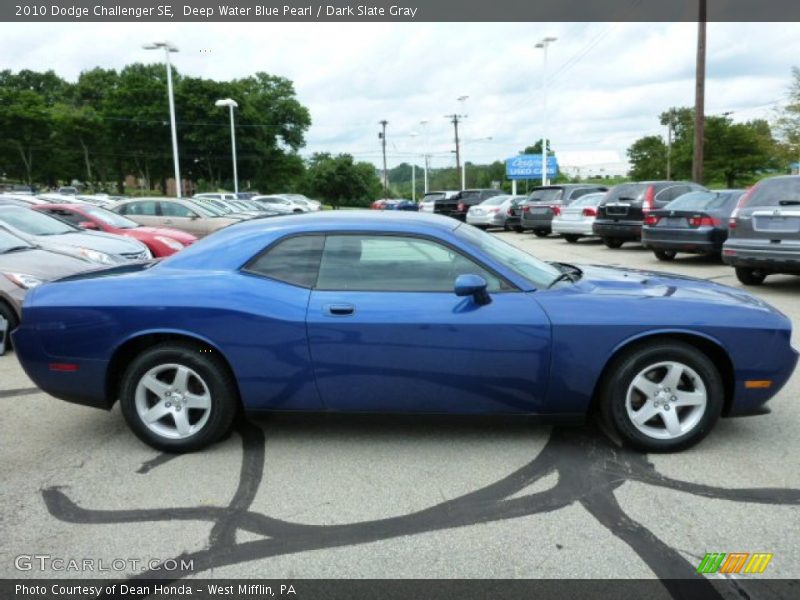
[39,416,800,599]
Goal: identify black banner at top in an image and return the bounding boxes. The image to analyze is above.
[3,0,800,22]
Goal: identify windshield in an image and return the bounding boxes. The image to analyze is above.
[481,195,510,206]
[422,193,445,202]
[605,183,647,203]
[746,178,800,207]
[195,198,231,215]
[83,206,139,229]
[454,224,561,289]
[0,206,76,235]
[0,227,34,252]
[527,188,563,203]
[666,191,741,211]
[571,193,605,207]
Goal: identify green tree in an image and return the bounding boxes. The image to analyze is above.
[627,136,667,180]
[302,153,382,208]
[774,66,800,165]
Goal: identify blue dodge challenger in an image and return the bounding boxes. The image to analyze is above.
[13,212,798,453]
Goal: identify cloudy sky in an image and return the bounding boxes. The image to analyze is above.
[2,21,799,171]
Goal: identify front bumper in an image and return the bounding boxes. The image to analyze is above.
[592,220,642,240]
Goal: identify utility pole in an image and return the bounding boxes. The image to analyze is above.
[446,114,462,189]
[536,36,557,186]
[692,0,707,184]
[378,120,388,198]
[420,120,430,193]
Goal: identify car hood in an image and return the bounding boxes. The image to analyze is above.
[572,264,779,312]
[0,247,94,280]
[32,230,146,254]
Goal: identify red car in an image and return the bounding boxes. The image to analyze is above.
[34,204,196,257]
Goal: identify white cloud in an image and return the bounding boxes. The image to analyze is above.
[0,21,798,170]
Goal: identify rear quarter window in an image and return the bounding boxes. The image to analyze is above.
[243,235,324,288]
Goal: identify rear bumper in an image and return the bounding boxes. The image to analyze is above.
[467,213,506,227]
[642,227,723,252]
[521,214,553,230]
[592,220,642,240]
[552,220,594,236]
[722,241,800,271]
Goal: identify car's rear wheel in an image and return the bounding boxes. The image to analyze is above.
[599,341,723,452]
[735,267,767,286]
[563,234,580,243]
[653,249,677,261]
[533,229,549,238]
[119,342,239,453]
[602,237,624,249]
[0,301,18,351]
[514,226,524,233]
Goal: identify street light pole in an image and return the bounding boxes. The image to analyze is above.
[379,120,388,198]
[458,96,468,190]
[419,120,429,193]
[143,41,181,198]
[215,98,239,193]
[535,36,557,186]
[409,132,418,202]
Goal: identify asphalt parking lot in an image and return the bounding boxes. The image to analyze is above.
[1,231,799,592]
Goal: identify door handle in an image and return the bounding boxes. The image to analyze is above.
[324,303,355,317]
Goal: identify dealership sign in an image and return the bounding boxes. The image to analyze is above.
[506,155,559,180]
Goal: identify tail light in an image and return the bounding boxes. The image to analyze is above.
[551,205,561,216]
[644,214,660,226]
[728,186,756,228]
[688,216,720,227]
[642,185,655,213]
[458,202,465,212]
[582,207,597,217]
[507,208,513,216]
[488,207,500,213]
[522,205,530,213]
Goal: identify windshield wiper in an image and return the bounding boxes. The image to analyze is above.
[779,200,800,206]
[1,245,32,254]
[547,262,582,289]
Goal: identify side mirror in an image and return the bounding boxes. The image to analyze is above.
[189,214,199,220]
[454,274,492,306]
[78,221,98,230]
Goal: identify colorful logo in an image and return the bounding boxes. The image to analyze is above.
[697,552,773,574]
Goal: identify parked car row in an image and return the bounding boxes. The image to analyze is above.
[474,175,800,287]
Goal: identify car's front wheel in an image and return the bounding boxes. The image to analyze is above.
[119,342,239,453]
[653,249,677,261]
[735,267,767,286]
[599,341,723,452]
[0,301,18,350]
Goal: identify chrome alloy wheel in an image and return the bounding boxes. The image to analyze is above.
[625,361,708,440]
[134,363,212,439]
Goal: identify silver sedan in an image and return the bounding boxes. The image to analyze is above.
[466,195,526,229]
[551,192,607,242]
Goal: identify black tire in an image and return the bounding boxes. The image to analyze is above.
[735,267,767,286]
[293,209,303,214]
[119,342,239,453]
[653,249,677,261]
[0,301,19,351]
[514,226,524,233]
[598,340,724,452]
[602,237,624,249]
[533,229,549,238]
[503,222,510,231]
[563,234,580,244]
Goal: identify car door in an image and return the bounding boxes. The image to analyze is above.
[306,233,552,414]
[117,201,161,228]
[157,201,207,237]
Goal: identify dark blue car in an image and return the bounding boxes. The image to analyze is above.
[13,212,798,453]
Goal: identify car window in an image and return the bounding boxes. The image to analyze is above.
[316,234,505,292]
[422,193,445,202]
[244,235,324,288]
[527,188,563,203]
[570,193,605,207]
[160,202,197,218]
[0,206,75,235]
[0,227,35,252]
[603,184,647,204]
[666,191,740,211]
[43,208,84,226]
[481,195,509,206]
[121,201,158,216]
[571,187,605,200]
[745,178,800,208]
[656,185,689,203]
[82,206,139,229]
